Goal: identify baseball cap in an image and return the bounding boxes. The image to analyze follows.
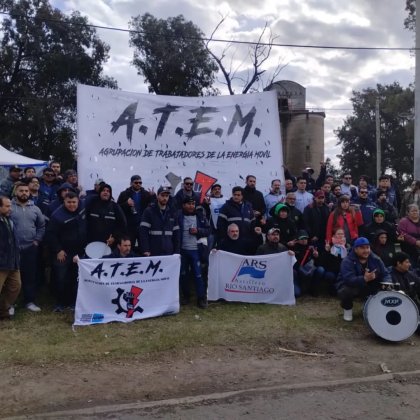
[297,230,309,240]
[157,186,171,194]
[273,203,289,216]
[314,191,325,198]
[353,237,370,248]
[183,196,195,204]
[130,175,141,182]
[373,209,385,217]
[267,228,280,235]
[9,165,22,172]
[94,178,105,185]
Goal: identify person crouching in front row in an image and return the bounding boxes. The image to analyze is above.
[336,237,390,322]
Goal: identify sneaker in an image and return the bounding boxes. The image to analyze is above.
[53,305,65,313]
[197,297,208,309]
[343,309,353,322]
[8,305,15,316]
[25,302,41,312]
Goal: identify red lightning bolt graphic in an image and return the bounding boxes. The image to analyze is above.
[127,286,143,318]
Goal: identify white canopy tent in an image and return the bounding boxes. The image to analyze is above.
[0,145,47,180]
[0,145,47,166]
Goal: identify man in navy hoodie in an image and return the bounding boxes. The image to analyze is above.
[337,237,390,321]
[46,192,86,311]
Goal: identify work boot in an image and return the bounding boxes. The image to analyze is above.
[197,297,208,309]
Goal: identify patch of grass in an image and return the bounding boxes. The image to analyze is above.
[0,297,358,366]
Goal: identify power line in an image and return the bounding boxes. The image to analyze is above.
[0,10,416,52]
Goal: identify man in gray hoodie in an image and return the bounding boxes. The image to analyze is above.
[11,182,45,312]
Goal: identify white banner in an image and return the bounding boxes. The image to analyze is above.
[77,84,284,197]
[74,255,180,326]
[208,251,295,305]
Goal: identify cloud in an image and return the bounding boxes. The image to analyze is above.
[52,0,414,164]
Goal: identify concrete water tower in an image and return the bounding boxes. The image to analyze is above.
[265,80,325,177]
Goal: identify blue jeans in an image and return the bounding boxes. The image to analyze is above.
[180,249,205,299]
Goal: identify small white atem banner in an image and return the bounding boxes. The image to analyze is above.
[74,255,180,326]
[208,251,295,305]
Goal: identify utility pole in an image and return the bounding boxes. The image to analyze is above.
[376,98,381,182]
[415,0,420,178]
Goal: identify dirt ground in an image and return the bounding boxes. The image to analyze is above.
[2,316,420,418]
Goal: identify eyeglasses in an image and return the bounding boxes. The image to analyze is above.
[184,182,193,186]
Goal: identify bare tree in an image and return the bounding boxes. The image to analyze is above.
[205,16,288,95]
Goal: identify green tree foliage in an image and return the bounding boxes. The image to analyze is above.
[335,83,414,183]
[404,0,415,32]
[129,13,218,96]
[0,0,117,167]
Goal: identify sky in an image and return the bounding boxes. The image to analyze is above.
[52,0,415,167]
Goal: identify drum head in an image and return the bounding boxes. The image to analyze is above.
[364,291,419,342]
[85,241,111,259]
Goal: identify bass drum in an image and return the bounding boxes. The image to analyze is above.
[363,290,419,342]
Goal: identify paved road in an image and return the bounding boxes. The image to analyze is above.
[10,372,420,420]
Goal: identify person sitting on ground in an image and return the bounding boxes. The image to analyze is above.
[322,228,350,295]
[293,230,325,297]
[362,209,397,244]
[390,252,420,305]
[256,228,294,256]
[218,223,261,255]
[217,186,262,253]
[336,237,390,322]
[104,236,138,258]
[370,230,396,269]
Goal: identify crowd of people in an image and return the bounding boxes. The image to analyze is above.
[1,161,420,322]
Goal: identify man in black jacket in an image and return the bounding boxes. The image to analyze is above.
[139,186,180,256]
[86,184,127,247]
[303,191,330,249]
[243,175,266,224]
[45,192,86,311]
[0,196,21,320]
[117,175,155,248]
